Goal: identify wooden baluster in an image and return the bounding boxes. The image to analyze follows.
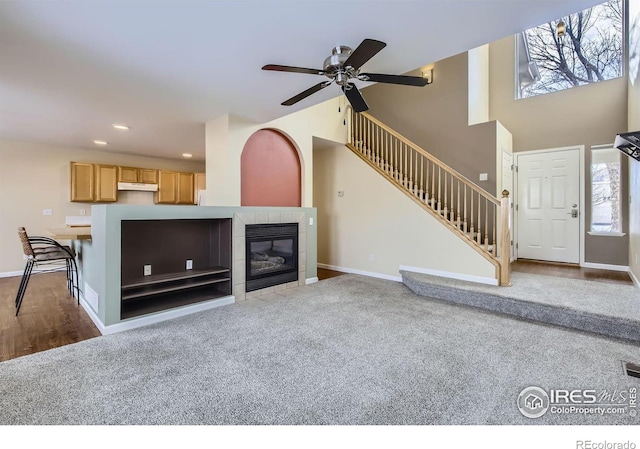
[443,171,448,220]
[463,187,468,233]
[404,143,408,187]
[437,167,441,212]
[431,163,435,208]
[424,158,429,203]
[470,191,474,239]
[394,138,398,180]
[484,198,489,250]
[420,156,424,199]
[456,180,461,229]
[477,193,482,245]
[450,175,454,225]
[492,203,497,257]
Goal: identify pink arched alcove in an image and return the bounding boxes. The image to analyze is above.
[241,129,302,207]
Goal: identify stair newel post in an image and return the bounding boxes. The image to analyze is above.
[499,190,511,286]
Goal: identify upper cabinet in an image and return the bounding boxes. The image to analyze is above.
[155,171,194,204]
[118,166,158,184]
[70,162,94,202]
[194,173,206,204]
[71,162,118,202]
[71,161,199,204]
[95,164,118,202]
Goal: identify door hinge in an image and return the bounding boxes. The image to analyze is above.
[515,204,519,211]
[510,164,514,171]
[516,243,519,249]
[514,165,518,173]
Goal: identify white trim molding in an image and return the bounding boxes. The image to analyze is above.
[629,269,640,289]
[317,263,402,282]
[81,295,235,335]
[580,262,630,272]
[0,270,23,278]
[305,277,319,285]
[399,265,499,286]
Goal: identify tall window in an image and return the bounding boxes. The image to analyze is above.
[516,0,623,99]
[590,147,622,234]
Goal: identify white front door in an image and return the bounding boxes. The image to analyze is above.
[516,148,581,263]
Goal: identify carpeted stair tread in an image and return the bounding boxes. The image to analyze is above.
[400,270,640,343]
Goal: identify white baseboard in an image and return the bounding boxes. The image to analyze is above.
[305,277,319,285]
[0,270,23,278]
[317,263,402,282]
[580,262,629,272]
[0,266,67,278]
[398,265,499,286]
[629,269,640,289]
[80,295,235,336]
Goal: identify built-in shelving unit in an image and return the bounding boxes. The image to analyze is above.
[121,267,230,300]
[120,218,232,320]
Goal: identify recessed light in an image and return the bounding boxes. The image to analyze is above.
[112,124,130,131]
[93,140,108,145]
[182,153,193,158]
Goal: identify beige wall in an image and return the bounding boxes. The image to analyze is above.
[628,0,640,283]
[0,139,205,273]
[313,138,496,281]
[489,35,629,266]
[362,52,499,195]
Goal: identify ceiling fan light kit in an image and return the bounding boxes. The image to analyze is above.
[262,38,430,113]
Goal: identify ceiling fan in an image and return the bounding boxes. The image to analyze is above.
[262,38,429,113]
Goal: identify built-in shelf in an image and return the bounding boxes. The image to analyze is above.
[120,218,232,320]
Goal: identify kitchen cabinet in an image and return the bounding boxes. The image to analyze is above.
[194,173,206,204]
[95,164,118,202]
[155,171,194,204]
[118,166,158,184]
[70,162,94,202]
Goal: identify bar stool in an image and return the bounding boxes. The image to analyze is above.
[15,227,79,316]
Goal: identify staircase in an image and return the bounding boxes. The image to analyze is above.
[346,109,511,286]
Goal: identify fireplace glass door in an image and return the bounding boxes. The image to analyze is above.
[245,223,298,291]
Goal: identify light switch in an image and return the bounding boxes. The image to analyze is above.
[479,173,488,181]
[43,209,53,216]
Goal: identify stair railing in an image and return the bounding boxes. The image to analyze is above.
[346,108,511,285]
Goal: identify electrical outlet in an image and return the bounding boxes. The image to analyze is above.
[186,259,193,270]
[43,209,53,216]
[369,254,375,263]
[338,190,345,197]
[144,265,151,276]
[80,209,86,216]
[309,217,314,226]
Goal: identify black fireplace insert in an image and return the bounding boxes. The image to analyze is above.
[245,223,298,292]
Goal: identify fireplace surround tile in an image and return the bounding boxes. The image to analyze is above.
[232,210,309,301]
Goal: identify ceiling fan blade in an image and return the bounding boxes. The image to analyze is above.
[262,64,326,75]
[342,83,369,113]
[359,73,429,87]
[282,81,332,106]
[343,38,386,70]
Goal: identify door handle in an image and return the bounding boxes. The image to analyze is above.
[567,209,579,218]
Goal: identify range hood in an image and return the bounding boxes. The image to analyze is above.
[117,182,158,192]
[614,131,640,161]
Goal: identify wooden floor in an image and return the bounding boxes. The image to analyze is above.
[0,263,632,363]
[0,271,100,363]
[511,259,633,285]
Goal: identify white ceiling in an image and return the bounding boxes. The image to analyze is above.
[0,0,602,161]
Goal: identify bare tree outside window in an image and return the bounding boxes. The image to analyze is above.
[518,0,623,98]
[591,149,622,233]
